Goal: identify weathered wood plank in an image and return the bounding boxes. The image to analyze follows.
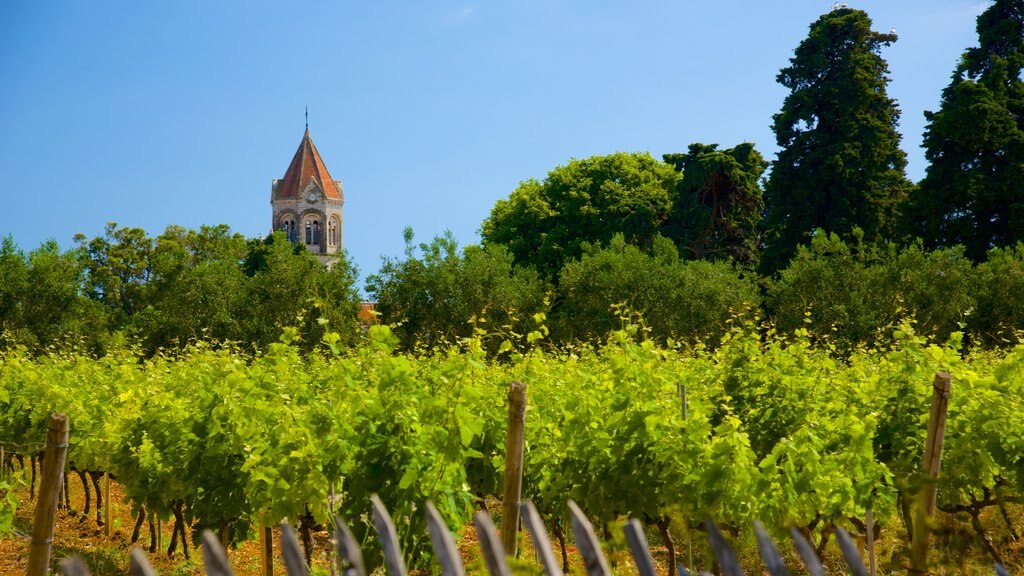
[520,501,563,576]
[753,521,789,576]
[911,372,952,576]
[129,548,157,576]
[426,501,465,576]
[705,519,744,576]
[623,518,658,576]
[58,556,91,576]
[334,516,367,576]
[370,494,408,576]
[788,528,824,576]
[280,522,309,576]
[568,500,610,576]
[835,528,868,576]
[27,413,70,576]
[474,510,512,576]
[501,381,527,557]
[202,529,235,576]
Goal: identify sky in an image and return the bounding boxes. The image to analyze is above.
[0,1,988,288]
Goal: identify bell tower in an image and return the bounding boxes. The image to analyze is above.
[271,127,344,261]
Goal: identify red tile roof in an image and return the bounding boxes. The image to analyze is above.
[275,129,344,200]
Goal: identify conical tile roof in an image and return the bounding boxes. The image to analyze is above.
[274,129,343,200]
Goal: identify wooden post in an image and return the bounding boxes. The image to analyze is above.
[866,509,876,576]
[104,472,111,538]
[909,372,952,576]
[258,512,267,576]
[501,381,527,557]
[263,515,274,576]
[26,412,70,576]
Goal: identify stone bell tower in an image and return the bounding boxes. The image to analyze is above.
[271,127,344,262]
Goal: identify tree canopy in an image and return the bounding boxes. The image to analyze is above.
[909,0,1024,261]
[481,152,678,279]
[762,8,912,272]
[662,143,767,266]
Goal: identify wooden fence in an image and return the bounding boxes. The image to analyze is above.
[54,495,1011,576]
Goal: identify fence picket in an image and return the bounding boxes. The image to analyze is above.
[520,501,563,576]
[280,522,309,576]
[58,556,91,576]
[706,519,744,576]
[788,528,824,576]
[129,548,157,576]
[370,494,408,576]
[753,521,788,576]
[202,529,235,576]
[568,500,610,576]
[474,510,511,576]
[334,516,367,576]
[835,528,868,576]
[426,501,465,576]
[623,518,658,576]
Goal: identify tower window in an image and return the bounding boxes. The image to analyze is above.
[305,222,312,244]
[313,220,320,245]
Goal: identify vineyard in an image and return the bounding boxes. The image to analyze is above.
[1,320,1024,574]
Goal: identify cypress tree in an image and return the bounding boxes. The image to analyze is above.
[910,0,1024,261]
[762,8,912,273]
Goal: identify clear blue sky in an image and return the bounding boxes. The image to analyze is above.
[0,1,986,286]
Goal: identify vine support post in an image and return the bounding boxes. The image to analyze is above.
[261,513,274,576]
[910,372,952,576]
[26,412,70,576]
[501,381,527,558]
[104,471,112,538]
[866,508,876,576]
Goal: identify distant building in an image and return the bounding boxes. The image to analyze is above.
[271,128,344,264]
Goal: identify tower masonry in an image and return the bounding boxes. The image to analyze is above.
[271,128,344,262]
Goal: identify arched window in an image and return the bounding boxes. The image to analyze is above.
[305,221,312,244]
[313,220,320,245]
[290,221,296,242]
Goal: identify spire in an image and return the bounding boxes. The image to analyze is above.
[305,106,308,130]
[273,128,344,201]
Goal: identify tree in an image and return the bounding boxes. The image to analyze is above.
[909,0,1024,261]
[762,8,912,273]
[662,143,767,266]
[75,222,154,328]
[241,233,361,353]
[553,234,759,346]
[366,230,550,352]
[481,152,678,279]
[136,225,249,353]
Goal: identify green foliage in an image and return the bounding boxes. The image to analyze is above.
[481,152,679,279]
[910,0,1024,261]
[552,234,759,347]
[972,243,1024,344]
[662,143,767,266]
[763,8,912,273]
[3,320,1024,568]
[0,236,108,353]
[766,232,977,351]
[366,231,550,353]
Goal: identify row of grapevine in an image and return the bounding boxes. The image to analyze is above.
[1,320,1023,569]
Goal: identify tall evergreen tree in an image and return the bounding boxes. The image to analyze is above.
[762,8,912,273]
[910,0,1024,261]
[662,142,767,266]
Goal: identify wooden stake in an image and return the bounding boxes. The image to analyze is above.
[26,413,70,576]
[104,471,112,538]
[263,514,274,576]
[501,381,527,557]
[866,508,876,576]
[909,372,952,576]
